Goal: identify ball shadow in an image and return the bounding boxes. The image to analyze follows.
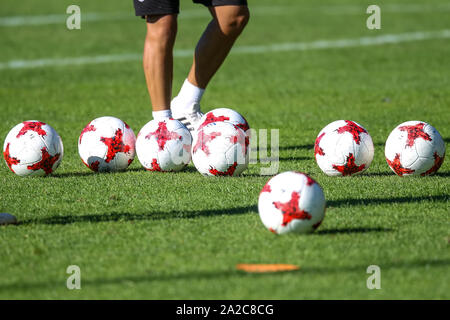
[51,165,199,178]
[19,205,258,226]
[278,144,314,151]
[277,156,310,161]
[327,195,448,207]
[360,172,394,177]
[433,171,450,177]
[316,227,392,235]
[51,170,98,178]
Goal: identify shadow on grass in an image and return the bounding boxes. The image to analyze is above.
[1,258,448,293]
[360,172,394,177]
[241,173,275,178]
[20,205,258,226]
[277,156,309,161]
[128,166,199,174]
[298,258,450,275]
[51,171,95,178]
[363,171,449,177]
[128,167,149,173]
[327,195,448,207]
[278,144,314,151]
[433,171,450,177]
[17,196,447,227]
[51,168,144,178]
[51,166,199,178]
[316,227,392,235]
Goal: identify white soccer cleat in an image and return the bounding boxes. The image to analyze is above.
[171,98,204,132]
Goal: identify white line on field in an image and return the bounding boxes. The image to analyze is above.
[0,13,117,27]
[0,30,449,70]
[232,29,450,54]
[322,3,450,14]
[2,4,450,27]
[0,10,210,27]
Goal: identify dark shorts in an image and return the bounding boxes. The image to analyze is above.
[134,0,248,17]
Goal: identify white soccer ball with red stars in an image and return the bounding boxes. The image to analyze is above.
[196,108,250,132]
[78,116,136,172]
[136,118,192,172]
[258,171,326,235]
[3,120,63,177]
[385,121,445,176]
[314,120,374,176]
[192,121,249,176]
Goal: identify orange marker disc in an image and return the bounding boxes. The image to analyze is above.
[236,264,300,273]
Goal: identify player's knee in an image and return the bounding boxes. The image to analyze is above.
[146,14,177,46]
[221,7,250,37]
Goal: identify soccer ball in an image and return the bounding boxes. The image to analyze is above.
[192,121,249,176]
[78,116,136,172]
[3,120,63,177]
[136,119,192,172]
[385,121,445,176]
[314,120,374,176]
[197,108,250,132]
[258,171,326,234]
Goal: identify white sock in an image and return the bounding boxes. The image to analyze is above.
[152,109,172,120]
[173,79,205,112]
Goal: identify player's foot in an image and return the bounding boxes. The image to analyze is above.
[171,98,204,131]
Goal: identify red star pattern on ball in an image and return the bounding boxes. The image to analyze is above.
[336,120,366,144]
[306,175,316,186]
[182,143,191,153]
[193,130,222,155]
[421,152,445,176]
[314,132,325,159]
[198,112,230,130]
[273,191,312,227]
[312,220,323,230]
[82,159,100,172]
[235,121,250,132]
[100,129,131,163]
[145,121,181,151]
[16,121,47,138]
[261,184,272,193]
[209,162,238,176]
[79,123,96,144]
[27,148,60,175]
[398,123,432,147]
[3,143,20,173]
[146,158,161,171]
[229,127,249,154]
[332,153,366,176]
[90,160,100,172]
[386,153,415,176]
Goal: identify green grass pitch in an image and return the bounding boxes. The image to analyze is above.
[0,0,449,299]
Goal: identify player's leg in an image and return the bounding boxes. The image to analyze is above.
[188,3,250,89]
[171,1,249,130]
[144,15,177,119]
[134,0,179,120]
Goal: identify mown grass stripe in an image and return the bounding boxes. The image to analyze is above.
[1,30,449,70]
